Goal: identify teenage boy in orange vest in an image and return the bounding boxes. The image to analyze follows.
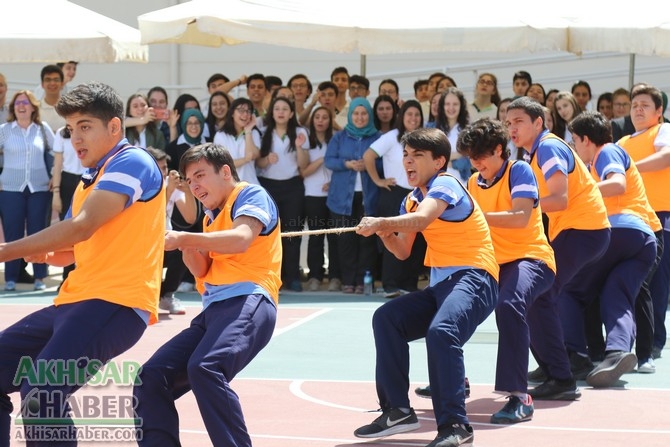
[133,143,282,447]
[354,128,499,447]
[0,82,165,445]
[461,118,556,424]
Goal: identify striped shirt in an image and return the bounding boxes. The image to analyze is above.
[0,121,54,192]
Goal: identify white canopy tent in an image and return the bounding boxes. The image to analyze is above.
[1,0,148,63]
[137,0,670,88]
[138,0,568,64]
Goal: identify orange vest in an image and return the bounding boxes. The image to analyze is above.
[591,145,660,232]
[56,147,165,325]
[405,173,499,281]
[530,134,610,241]
[468,161,556,272]
[618,124,670,212]
[198,182,282,304]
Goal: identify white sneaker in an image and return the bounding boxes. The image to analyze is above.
[638,358,656,374]
[159,295,186,315]
[176,282,195,293]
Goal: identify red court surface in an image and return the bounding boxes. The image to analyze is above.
[2,297,670,446]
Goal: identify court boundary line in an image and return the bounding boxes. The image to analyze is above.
[285,378,670,435]
[272,307,332,338]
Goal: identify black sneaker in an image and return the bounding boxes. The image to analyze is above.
[426,423,474,447]
[414,378,471,399]
[527,366,547,383]
[569,351,595,380]
[585,351,637,388]
[651,347,662,360]
[353,407,420,438]
[529,378,581,401]
[529,353,593,383]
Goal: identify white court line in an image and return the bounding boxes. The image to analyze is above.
[237,376,670,394]
[288,379,670,435]
[289,380,370,412]
[471,421,670,434]
[181,428,427,445]
[272,308,332,338]
[282,305,381,312]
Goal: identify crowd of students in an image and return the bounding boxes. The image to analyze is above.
[1,63,669,447]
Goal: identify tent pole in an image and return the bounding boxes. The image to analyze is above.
[360,54,366,77]
[628,53,635,90]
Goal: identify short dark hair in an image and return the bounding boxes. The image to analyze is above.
[317,81,338,96]
[413,79,429,93]
[506,96,545,127]
[349,75,370,90]
[457,118,510,161]
[612,87,630,99]
[41,65,64,82]
[56,81,124,124]
[631,85,663,109]
[179,142,240,182]
[246,73,266,88]
[330,66,349,80]
[207,73,230,88]
[568,111,613,146]
[401,128,450,170]
[513,70,532,85]
[265,75,283,90]
[288,74,313,95]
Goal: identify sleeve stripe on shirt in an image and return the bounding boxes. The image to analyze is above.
[601,162,625,176]
[511,183,537,196]
[540,156,567,177]
[99,171,143,203]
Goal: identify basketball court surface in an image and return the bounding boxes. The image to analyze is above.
[1,272,669,447]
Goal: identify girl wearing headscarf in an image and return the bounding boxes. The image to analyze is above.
[325,98,382,294]
[165,108,206,170]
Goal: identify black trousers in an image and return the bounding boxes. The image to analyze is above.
[377,186,426,292]
[304,196,341,281]
[259,176,305,284]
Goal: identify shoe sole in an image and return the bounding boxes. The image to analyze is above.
[586,354,637,388]
[637,366,656,374]
[354,421,420,438]
[530,388,581,401]
[414,388,471,399]
[490,414,533,424]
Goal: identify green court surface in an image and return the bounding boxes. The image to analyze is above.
[2,275,670,447]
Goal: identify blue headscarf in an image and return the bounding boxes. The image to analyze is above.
[344,98,378,138]
[180,109,205,145]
